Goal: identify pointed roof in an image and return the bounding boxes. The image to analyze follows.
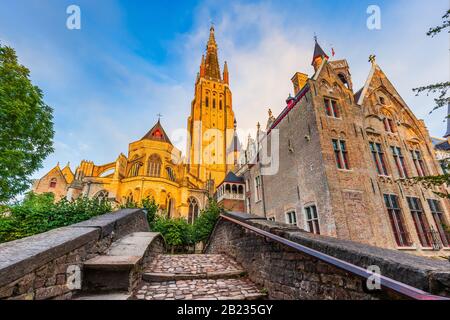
[223,171,244,184]
[203,26,222,81]
[141,120,172,145]
[61,163,74,184]
[312,38,329,65]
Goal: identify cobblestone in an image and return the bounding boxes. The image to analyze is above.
[145,254,244,275]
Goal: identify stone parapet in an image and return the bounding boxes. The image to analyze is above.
[0,209,150,300]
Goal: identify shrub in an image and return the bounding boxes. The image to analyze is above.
[0,192,112,243]
[192,199,222,244]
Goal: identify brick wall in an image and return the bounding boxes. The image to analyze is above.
[206,212,450,299]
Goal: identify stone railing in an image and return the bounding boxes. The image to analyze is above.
[0,209,153,300]
[205,212,450,300]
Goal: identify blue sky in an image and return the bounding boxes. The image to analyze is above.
[1,0,448,179]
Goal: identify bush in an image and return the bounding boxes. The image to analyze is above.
[0,192,112,243]
[192,199,222,244]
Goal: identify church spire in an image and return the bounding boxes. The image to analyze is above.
[312,36,329,71]
[203,25,222,81]
[223,61,229,84]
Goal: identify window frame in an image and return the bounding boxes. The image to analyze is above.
[384,194,412,248]
[285,211,297,226]
[428,199,450,248]
[324,97,341,119]
[370,142,389,176]
[332,139,350,170]
[304,205,320,235]
[391,146,409,179]
[411,150,427,177]
[406,197,432,248]
[254,176,262,203]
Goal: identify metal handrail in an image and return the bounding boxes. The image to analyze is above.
[220,214,449,301]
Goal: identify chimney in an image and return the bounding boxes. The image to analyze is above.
[291,72,309,95]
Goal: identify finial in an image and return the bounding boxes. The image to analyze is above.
[157,113,163,122]
[369,54,376,65]
[314,33,318,43]
[268,108,273,117]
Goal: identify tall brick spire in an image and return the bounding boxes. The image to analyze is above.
[204,26,222,81]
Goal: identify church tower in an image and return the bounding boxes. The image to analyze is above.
[187,26,236,189]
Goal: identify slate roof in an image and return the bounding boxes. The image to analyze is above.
[141,120,172,145]
[223,171,244,184]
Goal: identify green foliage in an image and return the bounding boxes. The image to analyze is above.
[0,45,54,203]
[0,192,112,243]
[409,9,450,197]
[119,197,159,228]
[191,199,222,244]
[152,216,194,248]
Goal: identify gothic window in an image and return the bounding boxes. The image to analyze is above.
[213,99,216,109]
[166,167,176,182]
[332,139,350,170]
[324,98,340,118]
[49,178,57,188]
[94,190,109,201]
[254,176,262,202]
[219,100,223,110]
[407,197,432,248]
[206,96,209,107]
[188,197,199,224]
[391,147,408,178]
[148,154,162,177]
[428,199,449,247]
[285,211,297,226]
[305,205,320,235]
[129,162,142,177]
[411,150,427,177]
[384,194,411,247]
[369,142,389,176]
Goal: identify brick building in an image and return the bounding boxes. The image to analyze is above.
[236,40,450,258]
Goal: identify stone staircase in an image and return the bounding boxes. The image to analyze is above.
[131,254,266,300]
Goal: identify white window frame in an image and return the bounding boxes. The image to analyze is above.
[304,205,320,234]
[285,210,297,226]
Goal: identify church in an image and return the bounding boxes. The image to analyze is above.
[33,26,239,223]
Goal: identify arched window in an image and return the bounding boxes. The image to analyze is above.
[49,178,57,188]
[338,73,349,89]
[126,192,134,204]
[232,184,237,194]
[238,185,244,194]
[213,99,216,109]
[219,100,223,110]
[166,167,176,182]
[188,197,199,224]
[148,154,162,177]
[206,96,209,107]
[129,162,142,177]
[94,190,109,201]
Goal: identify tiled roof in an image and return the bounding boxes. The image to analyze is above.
[141,120,172,145]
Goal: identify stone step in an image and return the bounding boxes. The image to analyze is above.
[143,269,246,282]
[83,232,160,293]
[145,254,245,277]
[132,278,266,301]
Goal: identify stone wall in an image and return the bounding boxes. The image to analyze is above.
[206,212,450,300]
[0,209,150,300]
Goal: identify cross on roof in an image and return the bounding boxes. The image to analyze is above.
[157,113,163,121]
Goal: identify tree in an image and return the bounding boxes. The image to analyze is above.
[0,45,54,203]
[410,9,450,197]
[412,10,449,114]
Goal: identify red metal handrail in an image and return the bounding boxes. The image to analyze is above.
[220,214,449,301]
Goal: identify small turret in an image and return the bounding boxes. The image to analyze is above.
[223,61,229,84]
[312,37,329,72]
